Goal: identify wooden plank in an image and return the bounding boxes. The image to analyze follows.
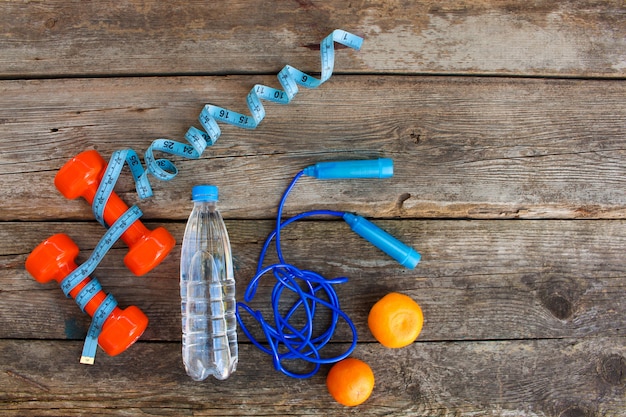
[1,1,624,78]
[1,338,623,416]
[2,2,623,416]
[1,76,625,221]
[3,220,624,343]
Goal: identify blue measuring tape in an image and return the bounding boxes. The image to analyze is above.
[61,205,143,364]
[58,29,362,365]
[200,30,363,131]
[79,295,118,365]
[92,150,149,226]
[107,29,363,199]
[61,206,143,296]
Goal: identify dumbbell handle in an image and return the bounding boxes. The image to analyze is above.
[25,233,148,359]
[81,179,148,249]
[55,150,175,276]
[51,256,112,318]
[54,149,148,247]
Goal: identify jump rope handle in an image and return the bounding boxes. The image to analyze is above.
[303,158,393,180]
[343,213,420,269]
[303,158,420,269]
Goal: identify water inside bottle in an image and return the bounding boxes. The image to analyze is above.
[183,250,231,380]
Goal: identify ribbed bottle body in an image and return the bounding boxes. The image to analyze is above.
[180,200,237,381]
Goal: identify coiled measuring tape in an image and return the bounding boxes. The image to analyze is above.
[112,29,363,198]
[89,28,363,266]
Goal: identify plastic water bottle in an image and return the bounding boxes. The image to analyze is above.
[180,185,237,381]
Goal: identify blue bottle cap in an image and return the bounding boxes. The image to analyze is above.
[191,185,218,202]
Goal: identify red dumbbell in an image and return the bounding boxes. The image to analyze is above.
[54,150,175,276]
[25,233,148,359]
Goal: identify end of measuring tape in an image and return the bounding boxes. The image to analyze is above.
[79,294,118,365]
[61,207,146,364]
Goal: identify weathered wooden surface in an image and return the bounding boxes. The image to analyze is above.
[2,220,625,343]
[1,1,625,416]
[1,0,625,78]
[2,338,624,417]
[2,76,625,221]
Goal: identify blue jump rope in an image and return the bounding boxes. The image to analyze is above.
[236,158,420,378]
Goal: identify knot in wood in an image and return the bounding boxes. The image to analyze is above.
[542,292,573,320]
[599,354,626,387]
[558,405,593,417]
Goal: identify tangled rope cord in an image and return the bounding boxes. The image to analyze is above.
[236,171,358,378]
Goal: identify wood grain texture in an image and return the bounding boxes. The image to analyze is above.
[1,338,624,416]
[0,0,624,78]
[1,76,625,221]
[1,1,625,415]
[2,220,624,343]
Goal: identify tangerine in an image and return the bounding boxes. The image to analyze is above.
[326,358,375,406]
[368,292,423,348]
